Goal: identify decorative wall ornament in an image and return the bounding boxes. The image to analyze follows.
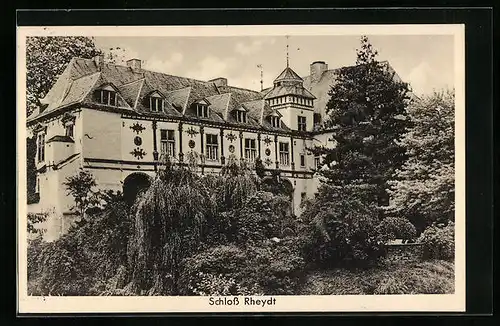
[263,135,272,146]
[130,147,146,159]
[186,126,199,138]
[225,132,237,143]
[130,122,145,134]
[264,158,273,166]
[228,145,235,153]
[265,148,271,156]
[134,136,142,146]
[188,140,196,148]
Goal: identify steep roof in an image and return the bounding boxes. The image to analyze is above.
[264,84,316,100]
[302,60,413,118]
[27,57,283,131]
[274,67,303,83]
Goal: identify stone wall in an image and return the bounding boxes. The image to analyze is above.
[384,243,423,263]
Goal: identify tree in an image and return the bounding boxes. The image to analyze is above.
[26,36,105,117]
[387,90,455,234]
[302,36,414,266]
[63,168,102,220]
[316,35,412,209]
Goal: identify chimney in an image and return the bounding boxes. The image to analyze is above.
[126,58,142,70]
[93,55,104,70]
[208,77,228,87]
[310,61,328,83]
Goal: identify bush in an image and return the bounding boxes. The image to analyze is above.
[419,222,454,260]
[27,234,94,296]
[179,241,305,296]
[299,260,454,295]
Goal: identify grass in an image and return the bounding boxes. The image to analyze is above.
[298,260,455,295]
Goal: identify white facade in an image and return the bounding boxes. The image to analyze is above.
[26,56,337,241]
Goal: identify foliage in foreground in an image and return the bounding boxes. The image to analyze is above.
[418,222,455,260]
[299,260,454,295]
[387,90,455,234]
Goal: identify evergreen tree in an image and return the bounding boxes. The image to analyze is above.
[387,90,455,234]
[302,36,415,266]
[315,35,412,210]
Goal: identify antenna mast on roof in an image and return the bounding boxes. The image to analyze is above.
[257,64,263,91]
[286,35,290,68]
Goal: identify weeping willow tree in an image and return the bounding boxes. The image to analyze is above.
[204,155,259,212]
[124,154,218,295]
[123,153,261,295]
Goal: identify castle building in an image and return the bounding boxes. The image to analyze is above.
[26,54,403,241]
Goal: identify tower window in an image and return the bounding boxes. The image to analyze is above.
[298,116,307,131]
[65,124,74,138]
[99,89,118,106]
[314,154,321,169]
[300,154,306,167]
[37,132,45,163]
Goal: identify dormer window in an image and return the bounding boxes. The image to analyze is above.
[236,109,247,123]
[99,89,118,106]
[271,116,280,128]
[149,97,164,112]
[197,104,209,118]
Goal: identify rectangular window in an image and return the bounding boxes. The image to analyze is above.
[150,97,163,112]
[279,142,289,166]
[65,124,74,138]
[37,133,45,163]
[206,134,219,161]
[160,129,176,157]
[314,154,321,169]
[100,90,117,106]
[301,192,307,204]
[300,154,305,167]
[244,138,257,162]
[271,116,280,128]
[236,110,247,123]
[298,116,307,131]
[197,104,209,118]
[35,176,40,194]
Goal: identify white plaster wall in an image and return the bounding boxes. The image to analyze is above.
[83,108,122,161]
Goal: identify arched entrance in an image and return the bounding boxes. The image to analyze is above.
[123,172,151,206]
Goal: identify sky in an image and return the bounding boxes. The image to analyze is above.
[93,35,455,96]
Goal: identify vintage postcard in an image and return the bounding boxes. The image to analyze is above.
[17,24,465,313]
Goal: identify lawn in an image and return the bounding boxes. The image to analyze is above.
[298,260,455,295]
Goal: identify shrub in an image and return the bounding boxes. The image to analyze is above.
[179,241,305,296]
[27,234,94,296]
[419,222,454,260]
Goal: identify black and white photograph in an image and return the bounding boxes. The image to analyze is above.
[17,24,465,313]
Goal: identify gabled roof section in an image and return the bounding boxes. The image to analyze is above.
[240,99,264,124]
[164,87,191,113]
[206,93,231,121]
[81,75,133,110]
[116,78,145,108]
[134,79,181,117]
